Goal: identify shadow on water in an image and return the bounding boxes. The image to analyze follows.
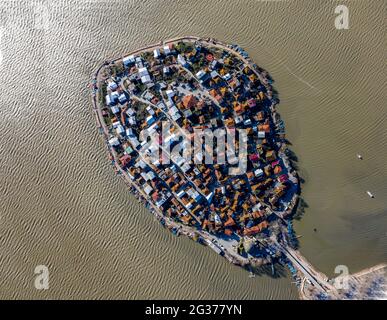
[292,198,309,221]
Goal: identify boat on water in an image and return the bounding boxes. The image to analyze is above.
[357,154,363,160]
[366,191,375,198]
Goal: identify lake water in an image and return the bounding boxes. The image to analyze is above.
[0,0,385,299]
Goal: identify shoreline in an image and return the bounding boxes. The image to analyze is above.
[89,36,385,300]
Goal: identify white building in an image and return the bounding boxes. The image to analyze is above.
[163,45,171,55]
[254,169,264,177]
[116,125,125,135]
[108,81,118,91]
[123,55,135,67]
[153,48,160,58]
[163,66,170,75]
[196,70,206,79]
[108,137,120,147]
[177,54,187,66]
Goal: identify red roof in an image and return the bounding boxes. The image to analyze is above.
[182,95,197,109]
[206,54,214,62]
[119,154,131,166]
[271,160,280,168]
[249,154,260,162]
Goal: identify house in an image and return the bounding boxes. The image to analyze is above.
[206,53,214,62]
[274,166,282,175]
[243,221,268,236]
[244,118,252,126]
[266,150,276,162]
[138,67,152,84]
[108,137,120,147]
[196,70,206,79]
[163,44,172,55]
[278,174,288,183]
[183,109,192,118]
[111,106,120,114]
[153,48,160,58]
[118,93,127,105]
[254,168,264,177]
[159,82,167,90]
[182,95,197,109]
[271,160,280,168]
[210,71,219,79]
[146,115,156,126]
[222,73,231,81]
[119,154,131,167]
[249,153,260,162]
[146,106,155,116]
[111,121,120,128]
[105,94,112,106]
[147,171,156,180]
[108,81,118,91]
[143,91,154,101]
[224,217,236,227]
[210,60,219,70]
[259,124,270,132]
[176,189,185,198]
[106,92,119,106]
[116,124,125,136]
[177,54,188,67]
[247,98,256,108]
[143,184,153,195]
[163,66,171,75]
[234,104,243,114]
[224,229,233,236]
[196,70,210,83]
[129,137,140,149]
[135,56,143,68]
[168,106,181,121]
[166,89,175,100]
[123,55,135,67]
[126,128,135,138]
[125,145,134,154]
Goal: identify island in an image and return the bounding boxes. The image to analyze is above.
[90,36,386,300]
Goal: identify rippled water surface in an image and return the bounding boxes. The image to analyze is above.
[0,0,385,299]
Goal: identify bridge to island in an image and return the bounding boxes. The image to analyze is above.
[274,240,334,292]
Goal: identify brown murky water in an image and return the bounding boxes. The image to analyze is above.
[0,0,385,299]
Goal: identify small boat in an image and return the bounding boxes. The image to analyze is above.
[366,191,375,198]
[357,154,363,160]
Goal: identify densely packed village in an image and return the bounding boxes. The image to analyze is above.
[91,37,387,299]
[94,38,299,261]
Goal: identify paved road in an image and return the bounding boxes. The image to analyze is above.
[272,239,335,293]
